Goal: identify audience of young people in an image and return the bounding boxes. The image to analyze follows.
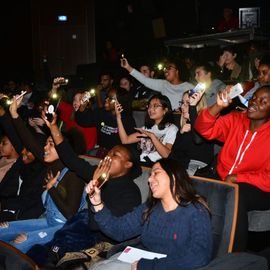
[1,39,270,268]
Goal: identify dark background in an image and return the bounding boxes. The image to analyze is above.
[1,0,269,85]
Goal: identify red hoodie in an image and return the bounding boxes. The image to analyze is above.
[195,108,270,192]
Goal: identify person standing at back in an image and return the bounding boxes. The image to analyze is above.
[217,7,238,32]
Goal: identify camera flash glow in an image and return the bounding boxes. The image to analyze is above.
[52,93,58,99]
[58,15,67,22]
[90,89,96,96]
[157,63,164,70]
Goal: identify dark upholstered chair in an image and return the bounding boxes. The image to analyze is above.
[0,240,39,270]
[191,176,238,257]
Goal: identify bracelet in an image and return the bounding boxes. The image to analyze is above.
[92,201,103,207]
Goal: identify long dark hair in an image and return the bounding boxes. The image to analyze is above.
[144,94,173,130]
[143,158,209,222]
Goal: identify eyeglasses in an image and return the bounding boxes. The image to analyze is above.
[163,65,177,71]
[146,104,163,110]
[106,96,117,103]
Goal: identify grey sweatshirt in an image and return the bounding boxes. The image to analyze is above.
[130,69,194,110]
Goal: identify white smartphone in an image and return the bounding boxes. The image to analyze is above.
[189,83,206,96]
[228,83,243,99]
[16,91,27,100]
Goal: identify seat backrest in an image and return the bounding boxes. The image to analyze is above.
[80,156,238,258]
[191,176,238,258]
[0,240,39,270]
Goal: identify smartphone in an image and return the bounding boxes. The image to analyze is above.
[81,89,96,103]
[45,104,55,122]
[111,95,118,104]
[228,83,243,99]
[238,95,248,107]
[89,173,109,196]
[121,53,126,65]
[16,91,27,100]
[189,83,206,96]
[59,78,69,85]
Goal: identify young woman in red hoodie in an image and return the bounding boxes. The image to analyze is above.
[195,85,270,252]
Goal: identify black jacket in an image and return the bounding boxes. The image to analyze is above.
[75,108,136,151]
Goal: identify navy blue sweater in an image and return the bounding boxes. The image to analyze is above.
[94,202,212,270]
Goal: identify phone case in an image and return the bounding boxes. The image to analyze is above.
[229,83,243,99]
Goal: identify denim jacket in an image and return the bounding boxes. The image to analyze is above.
[42,167,86,226]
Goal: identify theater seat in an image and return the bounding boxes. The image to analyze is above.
[0,240,39,270]
[248,210,270,232]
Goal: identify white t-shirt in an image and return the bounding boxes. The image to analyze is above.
[139,123,178,162]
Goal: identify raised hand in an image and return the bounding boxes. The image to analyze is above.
[52,77,66,90]
[45,170,60,190]
[42,110,57,128]
[180,123,191,134]
[9,95,23,118]
[93,156,112,180]
[120,57,133,73]
[85,156,111,202]
[217,86,233,108]
[134,128,154,139]
[114,101,123,119]
[189,91,203,106]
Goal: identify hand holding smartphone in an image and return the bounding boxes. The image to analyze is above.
[228,83,243,99]
[16,91,27,100]
[221,83,244,103]
[45,104,55,122]
[188,83,206,96]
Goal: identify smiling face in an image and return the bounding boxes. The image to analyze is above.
[107,145,132,178]
[148,162,172,200]
[43,136,59,163]
[247,87,270,124]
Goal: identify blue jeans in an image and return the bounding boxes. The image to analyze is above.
[0,218,63,253]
